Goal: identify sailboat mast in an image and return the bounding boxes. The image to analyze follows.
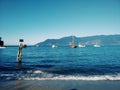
[70,35,77,48]
[72,36,74,44]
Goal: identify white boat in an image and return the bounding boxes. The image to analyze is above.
[0,47,6,49]
[93,44,100,47]
[36,45,39,47]
[52,44,57,48]
[78,43,86,47]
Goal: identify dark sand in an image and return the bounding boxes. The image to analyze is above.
[0,80,120,90]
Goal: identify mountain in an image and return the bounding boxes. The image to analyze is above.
[36,34,120,46]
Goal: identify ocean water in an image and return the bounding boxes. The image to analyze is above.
[0,46,120,80]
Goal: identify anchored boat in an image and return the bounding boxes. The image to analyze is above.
[70,36,77,48]
[78,43,86,47]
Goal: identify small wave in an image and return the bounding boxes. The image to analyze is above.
[27,70,45,74]
[0,74,14,77]
[33,70,45,74]
[1,70,120,81]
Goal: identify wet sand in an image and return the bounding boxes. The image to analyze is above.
[0,80,120,90]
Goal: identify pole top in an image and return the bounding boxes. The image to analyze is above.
[19,39,24,42]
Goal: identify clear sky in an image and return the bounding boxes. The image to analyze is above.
[0,0,120,45]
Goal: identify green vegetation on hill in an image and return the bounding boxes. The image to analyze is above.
[36,34,120,46]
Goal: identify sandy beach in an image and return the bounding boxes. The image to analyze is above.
[0,80,120,90]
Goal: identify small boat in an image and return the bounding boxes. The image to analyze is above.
[78,43,86,47]
[52,44,57,48]
[70,44,77,48]
[70,36,77,48]
[93,44,100,47]
[36,45,39,47]
[0,46,6,49]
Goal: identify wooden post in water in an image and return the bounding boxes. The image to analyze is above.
[17,39,24,63]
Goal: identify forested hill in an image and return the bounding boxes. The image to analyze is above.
[36,34,120,46]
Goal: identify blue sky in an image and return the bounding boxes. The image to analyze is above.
[0,0,120,45]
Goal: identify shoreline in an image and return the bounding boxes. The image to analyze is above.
[0,80,120,90]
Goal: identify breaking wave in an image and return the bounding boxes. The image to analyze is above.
[1,70,120,81]
[22,74,120,81]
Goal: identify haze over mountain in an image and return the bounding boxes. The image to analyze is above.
[36,34,120,46]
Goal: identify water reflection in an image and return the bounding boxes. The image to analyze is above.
[16,80,23,90]
[17,62,22,70]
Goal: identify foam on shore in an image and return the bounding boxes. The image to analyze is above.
[21,74,120,81]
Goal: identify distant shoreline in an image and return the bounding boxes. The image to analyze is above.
[37,34,120,46]
[4,45,120,47]
[5,45,34,47]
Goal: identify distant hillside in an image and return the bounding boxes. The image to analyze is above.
[36,34,120,46]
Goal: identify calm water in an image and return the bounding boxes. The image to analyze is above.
[0,46,120,80]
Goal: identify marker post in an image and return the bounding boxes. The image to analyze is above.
[17,39,24,63]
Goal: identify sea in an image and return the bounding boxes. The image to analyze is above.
[0,46,120,81]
